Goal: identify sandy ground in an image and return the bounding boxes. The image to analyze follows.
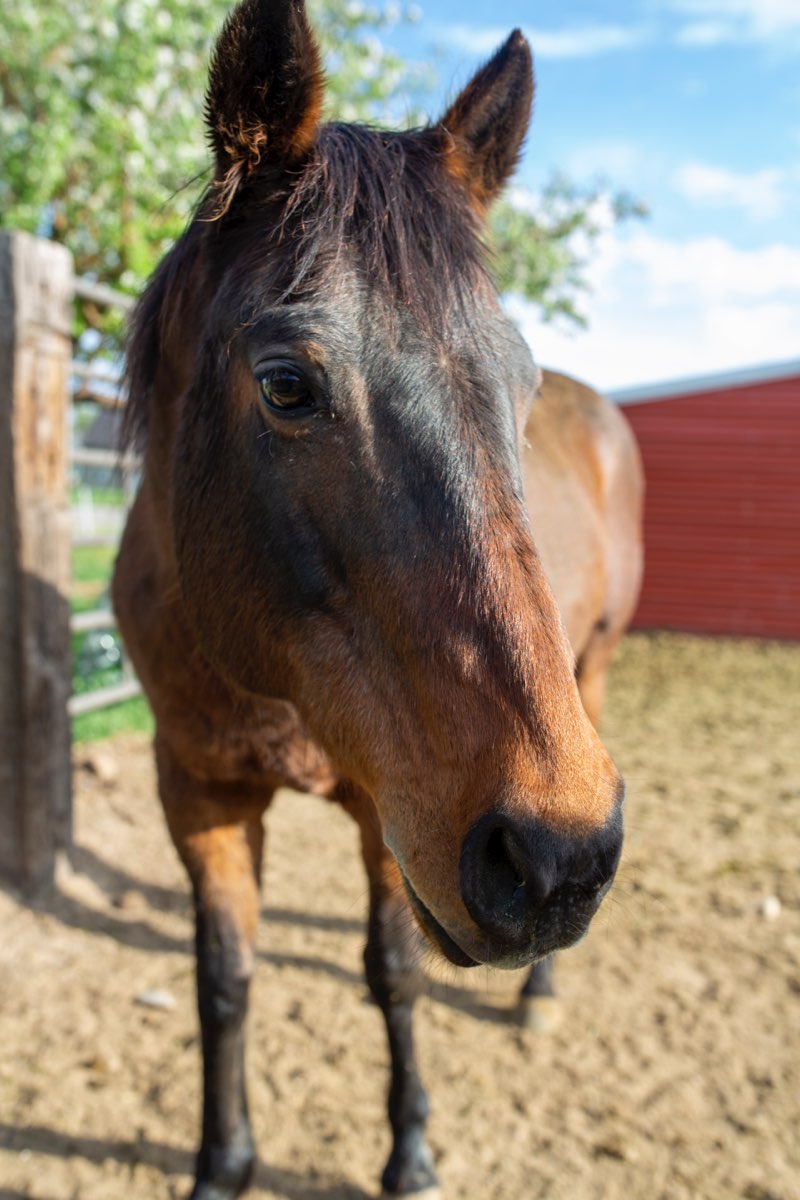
[2,632,799,1200]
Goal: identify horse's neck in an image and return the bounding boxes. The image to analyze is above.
[521,380,607,656]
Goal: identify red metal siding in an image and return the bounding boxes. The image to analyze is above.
[623,374,800,638]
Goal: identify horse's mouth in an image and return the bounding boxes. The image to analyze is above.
[400,870,613,973]
[399,872,479,969]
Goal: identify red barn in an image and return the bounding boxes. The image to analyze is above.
[611,359,800,639]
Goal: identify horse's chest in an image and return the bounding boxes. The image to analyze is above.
[168,695,339,796]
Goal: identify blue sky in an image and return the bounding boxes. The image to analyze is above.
[382,0,800,389]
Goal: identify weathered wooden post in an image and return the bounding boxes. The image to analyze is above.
[0,231,74,891]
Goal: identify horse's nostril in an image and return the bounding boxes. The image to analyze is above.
[485,826,525,888]
[485,825,555,907]
[459,808,623,954]
[461,815,558,939]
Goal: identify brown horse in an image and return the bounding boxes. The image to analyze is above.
[517,368,643,1025]
[112,1,642,1196]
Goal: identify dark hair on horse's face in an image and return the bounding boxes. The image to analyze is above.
[125,120,492,452]
[252,123,489,326]
[125,0,534,452]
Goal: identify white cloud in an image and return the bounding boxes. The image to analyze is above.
[505,231,800,392]
[674,162,786,220]
[670,0,800,45]
[444,23,646,60]
[443,5,800,64]
[676,19,738,45]
[619,230,800,303]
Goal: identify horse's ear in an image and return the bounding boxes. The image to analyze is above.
[206,0,324,194]
[438,30,533,209]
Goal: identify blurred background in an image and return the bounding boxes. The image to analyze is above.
[389,0,800,388]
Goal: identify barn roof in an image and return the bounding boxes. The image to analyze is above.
[609,357,800,407]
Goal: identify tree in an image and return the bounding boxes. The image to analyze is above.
[490,178,648,328]
[0,1,643,343]
[0,3,423,293]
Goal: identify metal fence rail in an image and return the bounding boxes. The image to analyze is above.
[68,679,142,718]
[72,446,140,471]
[74,275,136,312]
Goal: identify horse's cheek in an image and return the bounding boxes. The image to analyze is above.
[167,417,284,696]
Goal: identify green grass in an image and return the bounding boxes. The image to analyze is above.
[71,589,108,615]
[72,542,117,585]
[72,696,154,744]
[70,485,128,509]
[71,543,115,616]
[69,539,154,743]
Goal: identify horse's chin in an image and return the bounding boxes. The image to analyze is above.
[399,871,480,968]
[399,869,592,972]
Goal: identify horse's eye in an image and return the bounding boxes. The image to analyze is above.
[259,366,313,412]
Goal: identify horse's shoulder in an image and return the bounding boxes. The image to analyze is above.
[536,369,615,436]
[531,368,640,492]
[525,370,604,491]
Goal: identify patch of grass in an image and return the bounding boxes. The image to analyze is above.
[71,541,115,616]
[72,696,154,744]
[70,540,146,742]
[70,485,127,509]
[72,542,117,585]
[71,589,109,615]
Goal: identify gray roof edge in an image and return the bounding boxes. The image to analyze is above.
[608,358,800,406]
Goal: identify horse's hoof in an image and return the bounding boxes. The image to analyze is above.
[380,1188,443,1200]
[514,993,561,1033]
[189,1146,255,1200]
[189,1186,248,1200]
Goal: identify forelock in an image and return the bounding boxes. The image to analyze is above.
[246,123,490,329]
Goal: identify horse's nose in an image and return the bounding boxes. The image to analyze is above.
[459,806,623,956]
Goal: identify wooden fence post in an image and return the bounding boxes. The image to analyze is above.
[0,231,74,891]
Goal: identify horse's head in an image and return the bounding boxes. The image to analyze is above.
[131,0,623,969]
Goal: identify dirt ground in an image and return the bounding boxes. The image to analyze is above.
[2,632,799,1200]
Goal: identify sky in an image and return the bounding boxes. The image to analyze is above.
[382,0,800,391]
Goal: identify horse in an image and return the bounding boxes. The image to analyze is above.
[516,368,643,1027]
[112,1,643,1196]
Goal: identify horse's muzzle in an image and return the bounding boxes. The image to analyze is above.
[457,802,624,968]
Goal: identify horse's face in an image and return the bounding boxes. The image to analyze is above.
[168,0,623,969]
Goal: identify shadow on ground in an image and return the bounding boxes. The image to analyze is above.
[0,1123,373,1199]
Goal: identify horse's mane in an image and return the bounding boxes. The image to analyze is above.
[123,122,488,450]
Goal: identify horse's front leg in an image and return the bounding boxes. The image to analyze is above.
[157,739,269,1200]
[342,786,440,1200]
